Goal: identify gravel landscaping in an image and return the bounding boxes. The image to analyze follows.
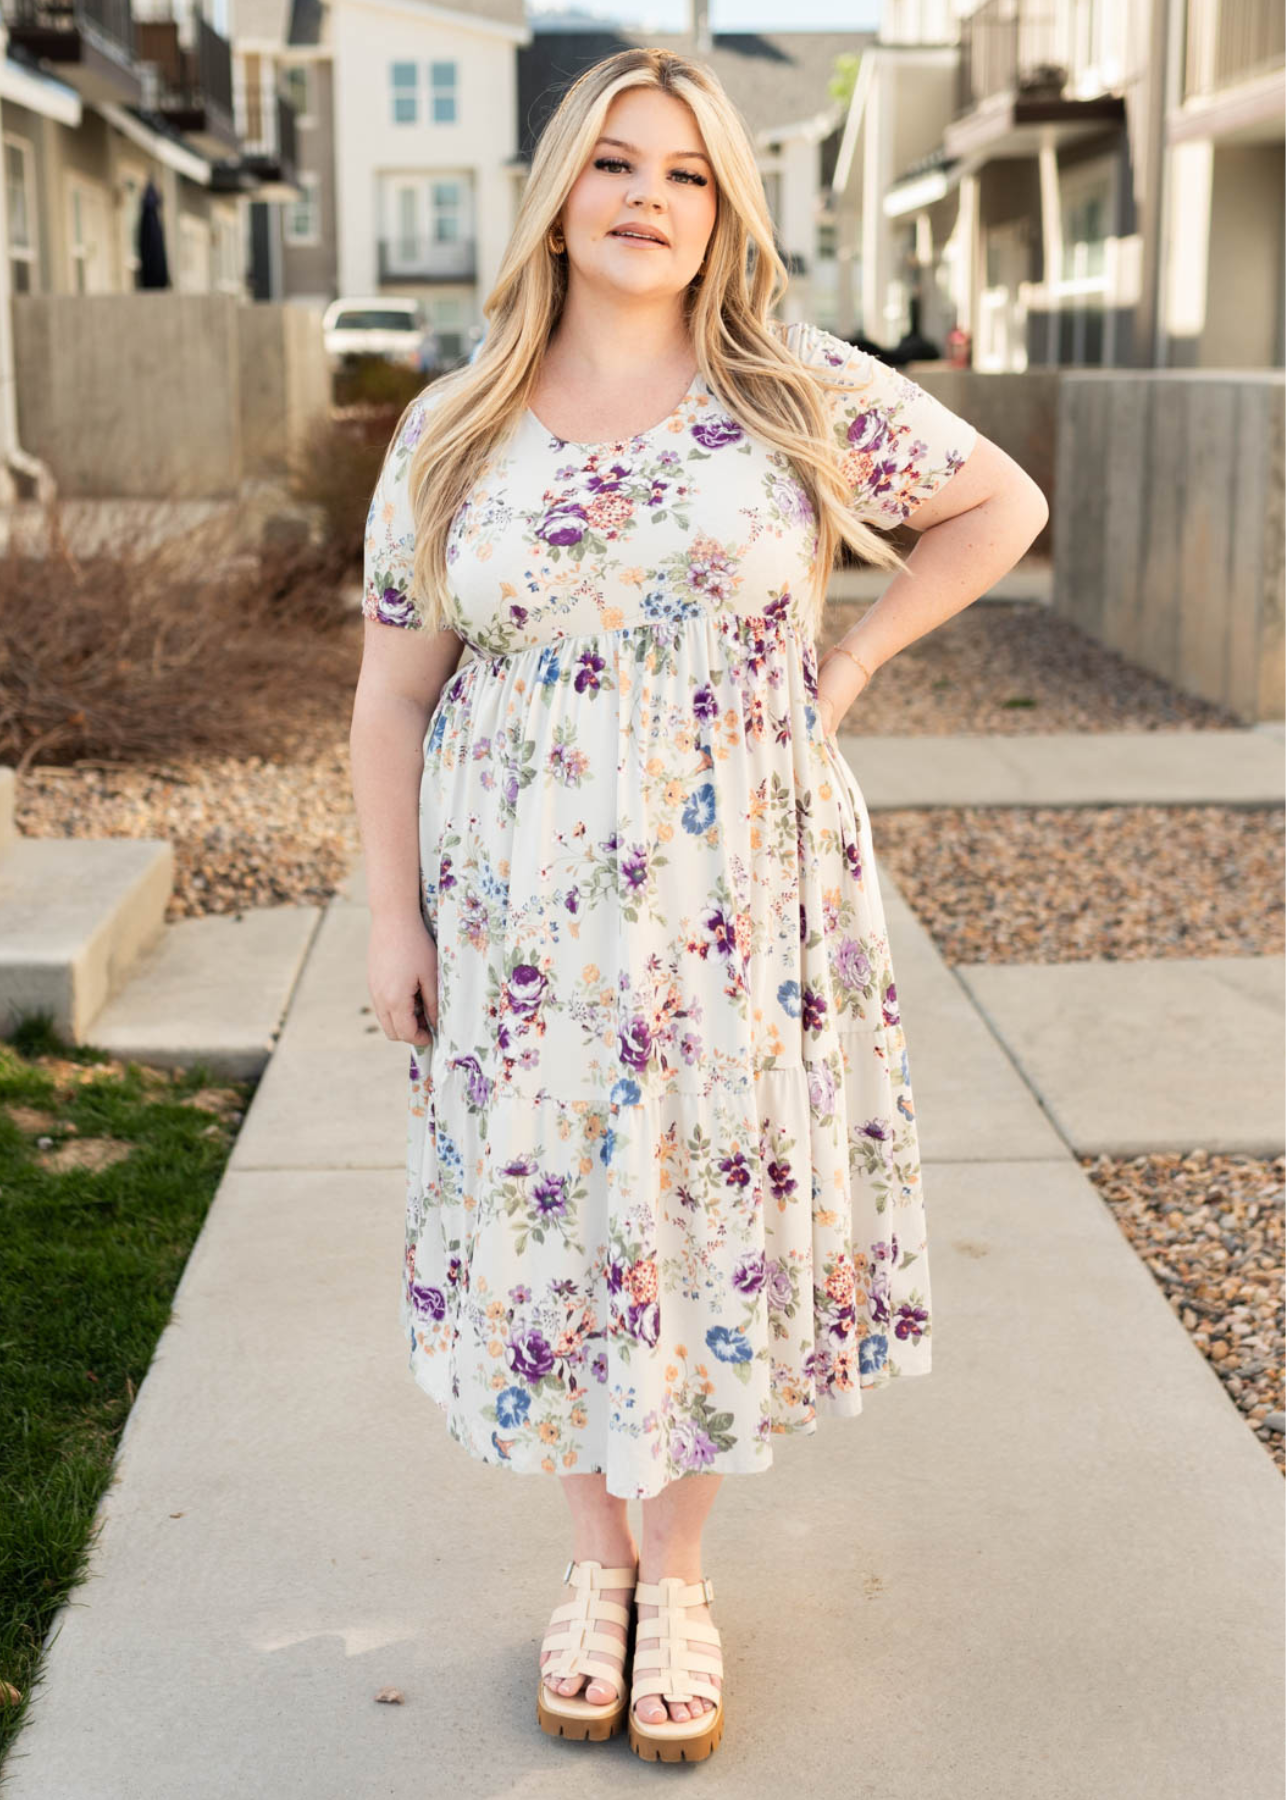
[1082,1150,1285,1476]
[876,804,1285,965]
[818,599,1246,735]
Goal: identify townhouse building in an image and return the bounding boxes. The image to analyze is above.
[832,0,1284,369]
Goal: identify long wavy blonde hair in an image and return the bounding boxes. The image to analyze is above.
[388,46,910,640]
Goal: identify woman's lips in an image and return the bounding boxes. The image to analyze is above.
[608,230,668,247]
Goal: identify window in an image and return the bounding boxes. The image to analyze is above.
[5,136,36,294]
[429,60,456,123]
[431,178,461,242]
[391,61,417,125]
[282,62,312,124]
[285,172,319,245]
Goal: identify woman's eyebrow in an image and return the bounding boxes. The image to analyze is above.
[594,135,712,166]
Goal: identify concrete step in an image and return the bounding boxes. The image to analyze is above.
[86,904,325,1079]
[840,728,1286,810]
[0,835,174,1041]
[956,955,1286,1157]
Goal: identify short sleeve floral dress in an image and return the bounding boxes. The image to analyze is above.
[362,320,976,1500]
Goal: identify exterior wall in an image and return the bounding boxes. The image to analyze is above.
[1052,369,1285,721]
[280,52,339,303]
[12,293,329,495]
[1174,142,1285,369]
[331,2,520,334]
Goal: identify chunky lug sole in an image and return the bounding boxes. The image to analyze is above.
[628,1574,725,1763]
[536,1557,637,1742]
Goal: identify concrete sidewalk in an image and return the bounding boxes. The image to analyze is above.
[840,724,1286,811]
[4,830,1281,1799]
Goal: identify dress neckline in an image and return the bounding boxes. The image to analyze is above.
[524,368,705,451]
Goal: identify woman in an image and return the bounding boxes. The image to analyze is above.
[349,46,1047,1764]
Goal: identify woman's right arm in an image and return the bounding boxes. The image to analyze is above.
[349,618,466,1044]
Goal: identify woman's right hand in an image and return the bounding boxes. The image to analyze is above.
[367,915,439,1049]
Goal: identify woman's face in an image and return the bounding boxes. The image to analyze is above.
[557,87,718,302]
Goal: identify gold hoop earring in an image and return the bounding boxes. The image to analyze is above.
[548,227,565,255]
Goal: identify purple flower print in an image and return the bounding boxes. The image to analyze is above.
[764,1259,794,1311]
[591,1350,608,1384]
[538,503,588,547]
[691,416,743,450]
[703,904,734,957]
[670,1417,719,1471]
[766,1158,797,1205]
[375,585,418,628]
[565,885,580,916]
[400,405,425,450]
[834,941,871,990]
[507,1327,555,1381]
[806,1061,836,1118]
[800,984,828,1034]
[842,836,862,880]
[846,406,889,454]
[501,1155,535,1178]
[507,963,547,1016]
[620,845,649,894]
[860,1118,889,1142]
[574,648,606,693]
[882,980,901,1027]
[532,1172,569,1216]
[410,1280,446,1320]
[629,1300,660,1346]
[619,1016,652,1072]
[732,1252,766,1295]
[719,1147,751,1190]
[449,1054,492,1110]
[894,1302,929,1344]
[692,683,719,722]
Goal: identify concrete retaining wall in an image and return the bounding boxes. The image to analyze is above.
[13,294,331,498]
[1052,371,1285,723]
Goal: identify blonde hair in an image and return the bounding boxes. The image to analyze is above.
[388,46,910,640]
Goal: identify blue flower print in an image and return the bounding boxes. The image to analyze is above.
[682,782,716,834]
[777,979,802,1018]
[495,1386,532,1428]
[706,1325,753,1364]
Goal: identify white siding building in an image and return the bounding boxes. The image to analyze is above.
[331,0,528,358]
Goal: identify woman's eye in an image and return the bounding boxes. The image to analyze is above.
[592,156,708,186]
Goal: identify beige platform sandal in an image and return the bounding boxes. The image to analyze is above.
[536,1557,638,1742]
[628,1574,725,1763]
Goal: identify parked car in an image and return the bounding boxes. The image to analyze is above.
[321,296,438,373]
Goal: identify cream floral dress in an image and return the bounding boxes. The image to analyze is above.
[362,320,976,1499]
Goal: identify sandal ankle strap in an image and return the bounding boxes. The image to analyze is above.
[564,1557,639,1589]
[633,1574,714,1607]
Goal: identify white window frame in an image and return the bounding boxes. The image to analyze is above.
[284,171,320,246]
[390,61,418,126]
[5,133,38,293]
[429,59,457,124]
[430,176,462,242]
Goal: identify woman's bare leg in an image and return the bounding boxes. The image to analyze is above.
[634,1473,724,1726]
[539,1473,639,1706]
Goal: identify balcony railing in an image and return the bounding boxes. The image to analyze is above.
[1184,0,1284,98]
[956,0,1064,116]
[378,236,476,283]
[135,11,236,153]
[2,0,142,100]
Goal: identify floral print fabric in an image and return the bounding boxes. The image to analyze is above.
[363,320,976,1498]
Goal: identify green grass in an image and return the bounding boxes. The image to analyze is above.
[0,1013,254,1767]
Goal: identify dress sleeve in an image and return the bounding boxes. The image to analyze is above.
[779,320,977,529]
[361,389,434,629]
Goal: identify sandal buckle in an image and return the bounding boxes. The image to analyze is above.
[563,1557,576,1585]
[702,1576,715,1604]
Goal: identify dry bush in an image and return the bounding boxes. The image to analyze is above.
[0,499,361,773]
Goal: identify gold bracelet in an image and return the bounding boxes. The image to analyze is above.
[822,643,874,687]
